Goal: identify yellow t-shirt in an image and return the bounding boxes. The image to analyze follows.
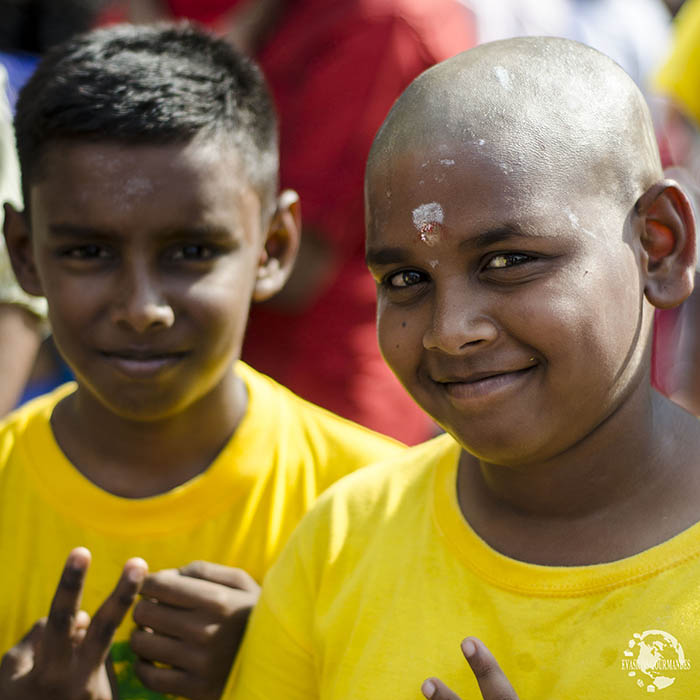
[654,0,700,124]
[228,433,700,700]
[0,361,403,700]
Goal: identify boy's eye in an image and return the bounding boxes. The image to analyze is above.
[484,253,532,269]
[60,244,111,260]
[169,244,219,261]
[386,270,427,288]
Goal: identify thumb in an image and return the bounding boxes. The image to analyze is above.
[0,619,46,678]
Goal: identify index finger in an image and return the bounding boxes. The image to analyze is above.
[141,568,250,612]
[38,547,91,667]
[462,637,520,700]
[78,557,148,671]
[178,561,259,592]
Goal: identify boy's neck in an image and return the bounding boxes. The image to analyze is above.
[50,369,248,498]
[457,387,700,565]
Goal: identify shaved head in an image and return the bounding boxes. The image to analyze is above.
[368,37,662,214]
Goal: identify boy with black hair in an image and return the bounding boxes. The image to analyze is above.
[226,37,700,700]
[0,23,403,700]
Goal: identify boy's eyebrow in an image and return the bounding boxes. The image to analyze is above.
[366,225,547,267]
[365,247,409,267]
[460,224,544,250]
[48,224,118,238]
[47,223,236,239]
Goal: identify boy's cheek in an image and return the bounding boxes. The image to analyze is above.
[377,313,421,368]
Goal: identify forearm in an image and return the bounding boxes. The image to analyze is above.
[0,304,42,417]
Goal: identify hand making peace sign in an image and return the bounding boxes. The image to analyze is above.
[422,637,521,700]
[0,547,147,700]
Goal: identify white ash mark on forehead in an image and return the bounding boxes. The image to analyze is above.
[439,159,455,166]
[412,202,444,246]
[412,202,444,230]
[122,176,155,198]
[494,65,512,90]
[429,259,439,268]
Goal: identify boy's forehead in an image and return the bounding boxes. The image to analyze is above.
[38,135,243,183]
[32,136,258,214]
[366,128,619,250]
[31,138,264,240]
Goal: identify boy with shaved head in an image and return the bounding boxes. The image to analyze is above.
[225,37,700,700]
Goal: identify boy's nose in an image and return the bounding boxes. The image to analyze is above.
[422,291,498,355]
[110,267,175,333]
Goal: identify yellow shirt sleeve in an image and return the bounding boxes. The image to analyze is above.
[228,579,317,699]
[654,0,700,124]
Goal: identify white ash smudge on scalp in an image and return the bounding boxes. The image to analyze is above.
[494,65,512,90]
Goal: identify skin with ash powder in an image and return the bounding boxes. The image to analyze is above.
[412,202,444,245]
[494,65,512,90]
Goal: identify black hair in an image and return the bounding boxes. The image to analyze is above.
[14,22,279,216]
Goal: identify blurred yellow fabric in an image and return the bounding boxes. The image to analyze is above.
[655,0,700,125]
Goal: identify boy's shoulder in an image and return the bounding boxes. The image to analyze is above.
[0,382,75,475]
[286,432,458,554]
[0,383,75,443]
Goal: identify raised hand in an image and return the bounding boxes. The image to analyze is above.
[131,560,260,700]
[421,638,520,700]
[0,547,148,700]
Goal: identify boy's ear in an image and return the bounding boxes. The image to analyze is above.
[253,189,301,302]
[3,203,43,296]
[635,179,696,309]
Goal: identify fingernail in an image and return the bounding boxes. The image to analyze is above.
[127,559,148,582]
[462,638,476,658]
[421,679,437,698]
[71,546,91,565]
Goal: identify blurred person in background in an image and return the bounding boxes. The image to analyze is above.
[99,0,476,443]
[0,64,45,416]
[665,0,688,16]
[0,0,107,107]
[460,0,672,91]
[651,0,700,415]
[0,0,107,416]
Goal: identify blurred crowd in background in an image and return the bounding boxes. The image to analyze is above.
[1,0,699,440]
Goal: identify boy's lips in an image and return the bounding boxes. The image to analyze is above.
[432,365,538,403]
[99,348,190,378]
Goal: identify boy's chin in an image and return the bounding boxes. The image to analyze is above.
[73,376,211,424]
[93,390,197,423]
[440,418,566,468]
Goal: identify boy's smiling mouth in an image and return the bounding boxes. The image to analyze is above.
[433,364,538,403]
[99,348,190,378]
